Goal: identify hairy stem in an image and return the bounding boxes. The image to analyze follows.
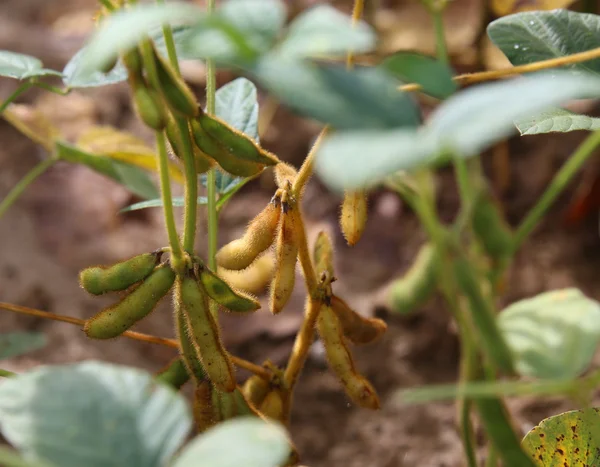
[292,127,329,196]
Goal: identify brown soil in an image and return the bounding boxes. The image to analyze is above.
[2,1,600,467]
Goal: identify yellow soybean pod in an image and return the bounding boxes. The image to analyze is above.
[270,206,298,314]
[177,274,236,392]
[216,252,275,295]
[216,199,281,270]
[198,267,260,313]
[274,162,298,190]
[340,190,367,246]
[259,389,285,422]
[242,374,270,409]
[313,231,334,278]
[317,304,380,410]
[330,295,387,345]
[79,252,159,296]
[84,265,175,339]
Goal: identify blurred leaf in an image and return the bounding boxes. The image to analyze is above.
[0,51,61,80]
[487,10,600,76]
[2,104,60,150]
[522,408,600,466]
[515,107,600,135]
[55,141,159,199]
[314,72,600,191]
[381,51,457,99]
[76,126,185,184]
[491,0,577,21]
[0,446,54,467]
[0,333,47,360]
[0,361,191,467]
[253,55,420,130]
[498,288,600,379]
[278,5,376,59]
[120,196,208,213]
[171,417,291,467]
[75,3,203,78]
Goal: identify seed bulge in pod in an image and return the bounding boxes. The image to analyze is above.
[131,79,165,130]
[79,252,159,296]
[242,374,270,409]
[330,295,387,345]
[340,190,367,246]
[199,266,260,313]
[216,199,281,270]
[84,265,175,339]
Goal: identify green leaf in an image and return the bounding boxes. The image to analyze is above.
[498,288,600,380]
[253,55,421,130]
[215,77,260,141]
[515,107,600,135]
[55,141,159,199]
[0,333,47,360]
[171,417,291,467]
[0,361,191,467]
[522,408,600,466]
[487,10,600,76]
[120,196,208,213]
[381,51,457,99]
[278,4,376,58]
[76,3,203,78]
[0,446,54,467]
[314,71,600,191]
[0,51,61,80]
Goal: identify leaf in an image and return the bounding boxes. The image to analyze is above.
[515,107,600,135]
[2,104,60,151]
[75,3,203,78]
[0,51,60,80]
[498,288,600,379]
[0,446,54,467]
[76,126,185,184]
[522,408,600,466]
[55,141,159,200]
[215,77,260,141]
[314,71,600,191]
[120,196,208,213]
[381,51,457,99]
[0,333,47,360]
[278,4,376,58]
[487,10,600,76]
[171,417,291,467]
[253,55,421,130]
[182,0,286,65]
[0,361,191,467]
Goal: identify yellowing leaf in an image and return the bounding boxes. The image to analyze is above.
[491,0,576,18]
[76,126,185,184]
[2,103,61,151]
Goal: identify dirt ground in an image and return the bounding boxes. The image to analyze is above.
[2,1,600,466]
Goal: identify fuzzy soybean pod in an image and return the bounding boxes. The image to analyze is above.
[79,252,159,296]
[388,243,439,315]
[151,45,198,117]
[313,231,335,278]
[130,77,165,131]
[331,295,387,345]
[212,387,260,421]
[453,256,515,375]
[472,189,514,261]
[258,388,285,422]
[177,274,236,392]
[155,357,190,390]
[216,199,281,270]
[198,266,260,313]
[174,298,208,382]
[340,190,368,246]
[165,114,212,174]
[317,304,380,409]
[84,265,175,339]
[193,380,218,433]
[242,374,270,409]
[270,206,299,315]
[274,162,298,190]
[121,47,143,78]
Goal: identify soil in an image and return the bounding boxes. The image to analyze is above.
[2,1,600,467]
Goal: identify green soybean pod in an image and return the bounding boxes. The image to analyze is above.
[79,252,159,296]
[193,379,218,433]
[152,45,198,117]
[475,397,535,466]
[155,357,190,390]
[165,114,213,174]
[174,301,207,382]
[472,189,514,261]
[199,267,260,313]
[453,256,515,375]
[84,265,176,339]
[177,274,236,392]
[388,243,439,315]
[131,81,165,130]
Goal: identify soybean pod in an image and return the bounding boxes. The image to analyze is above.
[193,380,218,433]
[330,295,387,345]
[472,187,513,262]
[155,357,190,390]
[198,265,260,313]
[174,303,207,382]
[313,231,334,279]
[79,251,160,296]
[242,374,270,408]
[270,203,298,314]
[176,273,236,392]
[259,389,285,422]
[340,190,367,246]
[84,265,175,339]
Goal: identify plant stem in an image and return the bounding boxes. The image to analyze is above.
[399,45,600,92]
[0,369,16,378]
[292,127,329,196]
[155,131,184,261]
[32,82,70,96]
[431,9,448,64]
[0,82,33,114]
[176,117,199,253]
[513,128,600,250]
[0,158,56,220]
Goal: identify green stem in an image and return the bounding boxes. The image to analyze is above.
[0,158,56,220]
[0,368,16,378]
[513,128,600,251]
[431,9,449,64]
[177,117,199,252]
[155,131,184,261]
[485,445,499,467]
[0,82,33,114]
[457,322,478,467]
[32,82,70,96]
